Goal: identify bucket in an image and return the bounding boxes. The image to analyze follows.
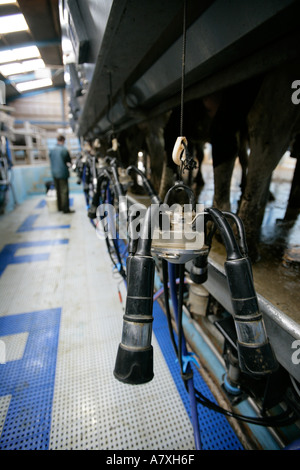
[46,189,57,213]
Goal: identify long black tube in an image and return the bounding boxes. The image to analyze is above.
[194,387,296,427]
[168,262,202,450]
[222,210,248,257]
[135,204,160,256]
[177,263,186,374]
[206,207,278,376]
[88,170,110,219]
[206,208,241,260]
[93,169,127,280]
[161,259,178,355]
[164,182,196,210]
[127,165,161,204]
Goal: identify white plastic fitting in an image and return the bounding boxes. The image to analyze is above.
[172,136,187,166]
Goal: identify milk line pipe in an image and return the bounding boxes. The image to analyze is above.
[168,261,202,450]
[162,184,202,444]
[161,259,179,356]
[153,276,187,301]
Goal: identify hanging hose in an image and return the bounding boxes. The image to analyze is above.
[222,210,248,257]
[106,181,126,280]
[127,165,161,204]
[206,207,278,376]
[95,174,126,280]
[168,262,202,450]
[161,259,179,355]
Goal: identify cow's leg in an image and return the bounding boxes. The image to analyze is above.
[286,134,300,216]
[210,125,238,211]
[143,118,168,195]
[208,90,240,212]
[237,127,249,198]
[212,157,236,211]
[238,63,300,260]
[238,164,273,257]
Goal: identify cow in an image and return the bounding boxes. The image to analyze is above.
[236,61,300,260]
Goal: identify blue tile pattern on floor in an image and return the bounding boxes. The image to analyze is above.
[0,239,69,276]
[34,197,74,210]
[17,214,70,231]
[0,308,62,450]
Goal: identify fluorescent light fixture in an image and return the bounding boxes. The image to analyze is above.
[35,68,51,79]
[0,58,45,76]
[15,77,53,92]
[0,50,16,64]
[22,58,45,72]
[0,13,28,34]
[0,62,24,75]
[0,1,17,4]
[0,46,40,64]
[8,68,51,83]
